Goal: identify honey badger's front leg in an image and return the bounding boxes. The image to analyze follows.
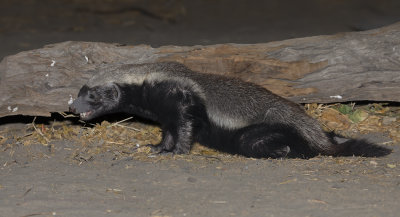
[145,81,203,154]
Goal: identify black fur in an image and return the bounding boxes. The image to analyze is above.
[69,62,391,158]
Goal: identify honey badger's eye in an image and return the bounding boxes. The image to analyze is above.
[88,93,97,100]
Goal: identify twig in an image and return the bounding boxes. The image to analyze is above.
[81,121,95,127]
[32,117,50,143]
[51,119,56,133]
[21,133,34,138]
[22,185,33,197]
[114,124,141,131]
[58,111,78,118]
[109,117,141,131]
[350,102,356,110]
[105,141,125,145]
[109,117,133,127]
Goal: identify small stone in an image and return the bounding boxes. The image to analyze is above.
[369,160,378,167]
[382,116,397,125]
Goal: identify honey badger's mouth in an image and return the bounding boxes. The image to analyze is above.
[80,110,93,119]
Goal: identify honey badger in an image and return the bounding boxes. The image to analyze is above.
[69,62,391,158]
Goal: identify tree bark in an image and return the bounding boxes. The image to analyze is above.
[1,22,400,118]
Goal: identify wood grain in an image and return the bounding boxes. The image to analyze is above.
[1,22,400,117]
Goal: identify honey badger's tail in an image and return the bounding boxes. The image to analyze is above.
[328,133,392,157]
[293,126,392,158]
[228,123,391,158]
[288,116,392,157]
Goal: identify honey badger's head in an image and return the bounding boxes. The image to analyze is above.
[69,83,121,120]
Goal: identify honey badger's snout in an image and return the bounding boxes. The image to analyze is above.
[68,97,83,114]
[69,106,76,113]
[68,96,93,119]
[68,83,122,121]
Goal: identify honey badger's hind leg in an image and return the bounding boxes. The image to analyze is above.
[232,124,317,159]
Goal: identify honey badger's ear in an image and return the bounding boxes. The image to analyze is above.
[78,85,90,97]
[109,83,120,100]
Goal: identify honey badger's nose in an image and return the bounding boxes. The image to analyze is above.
[69,106,76,113]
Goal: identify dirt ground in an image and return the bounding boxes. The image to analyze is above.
[0,106,399,217]
[0,139,399,217]
[1,1,400,217]
[1,138,398,217]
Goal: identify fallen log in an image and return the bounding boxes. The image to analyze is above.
[1,22,400,118]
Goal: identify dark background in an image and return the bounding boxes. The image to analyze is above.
[1,0,400,61]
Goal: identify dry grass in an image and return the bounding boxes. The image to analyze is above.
[1,103,399,162]
[305,103,400,143]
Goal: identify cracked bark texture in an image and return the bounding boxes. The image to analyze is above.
[1,22,400,118]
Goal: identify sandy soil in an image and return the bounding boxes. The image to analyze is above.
[0,139,399,217]
[0,117,399,217]
[1,1,400,217]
